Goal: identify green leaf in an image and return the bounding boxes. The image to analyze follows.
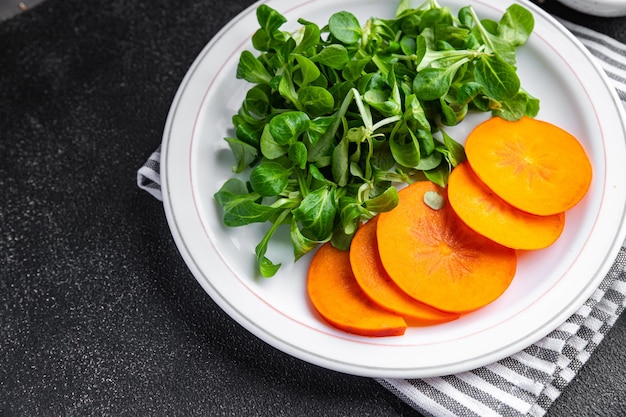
[260,124,288,159]
[363,186,399,213]
[404,94,431,131]
[457,6,473,28]
[439,98,458,126]
[224,137,258,173]
[235,122,261,148]
[288,141,308,170]
[251,29,275,52]
[290,217,329,261]
[419,6,453,32]
[456,81,483,105]
[255,208,291,277]
[331,136,349,187]
[257,255,281,278]
[524,91,541,117]
[294,55,320,87]
[329,11,362,44]
[243,85,270,117]
[308,164,331,184]
[390,131,421,168]
[292,186,337,241]
[298,86,335,117]
[279,37,297,63]
[310,44,349,70]
[214,178,277,227]
[413,67,453,101]
[415,150,442,170]
[307,89,354,162]
[435,25,471,49]
[214,177,248,201]
[465,6,517,65]
[395,0,413,17]
[293,23,321,54]
[305,116,335,147]
[371,144,395,171]
[330,223,356,252]
[424,162,449,187]
[256,4,287,37]
[268,111,310,145]
[342,58,370,82]
[499,4,535,47]
[473,55,520,101]
[493,89,540,120]
[249,161,292,196]
[440,129,466,167]
[396,0,415,17]
[278,72,301,109]
[338,196,367,236]
[399,35,417,56]
[236,50,272,84]
[357,72,387,93]
[399,13,422,37]
[418,127,436,155]
[363,89,400,117]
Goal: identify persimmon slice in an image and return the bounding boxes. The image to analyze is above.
[349,217,460,325]
[448,162,565,250]
[307,242,407,337]
[465,116,592,216]
[376,181,517,313]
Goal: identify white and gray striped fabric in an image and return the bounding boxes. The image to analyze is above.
[137,146,162,200]
[137,20,626,417]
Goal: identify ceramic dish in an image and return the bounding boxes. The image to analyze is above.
[556,0,626,17]
[161,0,626,378]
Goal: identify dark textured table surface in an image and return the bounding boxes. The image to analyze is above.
[1,0,625,416]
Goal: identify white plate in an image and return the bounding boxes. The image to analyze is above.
[161,0,626,378]
[556,0,626,17]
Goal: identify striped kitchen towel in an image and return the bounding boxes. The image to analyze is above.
[137,20,626,417]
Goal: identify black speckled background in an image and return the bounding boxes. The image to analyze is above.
[1,0,625,415]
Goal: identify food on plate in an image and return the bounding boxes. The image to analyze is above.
[311,114,592,336]
[349,217,460,324]
[376,180,517,314]
[214,0,538,277]
[447,161,566,250]
[464,116,593,216]
[211,0,595,336]
[307,241,407,337]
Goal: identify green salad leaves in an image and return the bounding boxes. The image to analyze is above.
[215,0,538,277]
